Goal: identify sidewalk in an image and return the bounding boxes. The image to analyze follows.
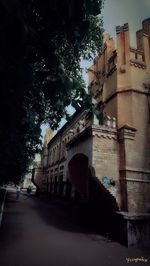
[0,187,6,226]
[0,188,149,266]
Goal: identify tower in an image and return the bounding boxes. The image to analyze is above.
[88,18,150,247]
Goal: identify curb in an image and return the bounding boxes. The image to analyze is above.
[0,189,7,226]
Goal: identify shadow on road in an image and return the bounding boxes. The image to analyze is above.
[32,195,111,237]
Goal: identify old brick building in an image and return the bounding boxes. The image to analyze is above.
[33,18,150,248]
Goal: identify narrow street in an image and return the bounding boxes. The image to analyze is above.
[0,187,149,266]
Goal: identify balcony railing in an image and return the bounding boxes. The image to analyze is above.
[67,111,117,143]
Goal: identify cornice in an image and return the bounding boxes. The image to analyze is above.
[91,125,117,139]
[118,126,136,140]
[120,177,150,183]
[120,167,150,174]
[105,87,149,104]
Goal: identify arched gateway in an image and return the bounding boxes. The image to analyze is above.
[68,154,89,200]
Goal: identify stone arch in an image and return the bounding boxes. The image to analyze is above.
[68,153,89,199]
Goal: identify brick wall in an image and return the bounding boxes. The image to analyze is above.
[92,127,120,207]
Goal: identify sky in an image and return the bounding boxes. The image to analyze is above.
[41,0,150,139]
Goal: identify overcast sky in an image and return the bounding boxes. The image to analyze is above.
[41,0,150,137]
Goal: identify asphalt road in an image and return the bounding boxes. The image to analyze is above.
[0,187,149,266]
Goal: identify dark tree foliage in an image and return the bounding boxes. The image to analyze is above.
[0,0,103,184]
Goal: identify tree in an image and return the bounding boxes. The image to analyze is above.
[0,0,104,184]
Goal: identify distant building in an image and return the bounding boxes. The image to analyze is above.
[32,19,150,248]
[23,153,41,189]
[23,129,53,188]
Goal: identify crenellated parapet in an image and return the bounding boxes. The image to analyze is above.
[103,114,116,128]
[130,18,150,68]
[136,18,150,51]
[129,47,146,69]
[116,18,150,69]
[88,18,150,98]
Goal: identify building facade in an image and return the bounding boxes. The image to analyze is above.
[33,19,150,248]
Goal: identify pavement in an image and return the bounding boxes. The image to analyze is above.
[0,187,149,266]
[0,187,7,226]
